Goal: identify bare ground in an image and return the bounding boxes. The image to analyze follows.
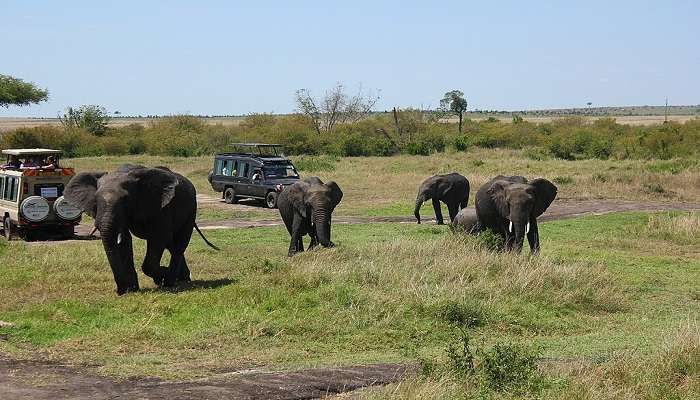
[0,356,413,400]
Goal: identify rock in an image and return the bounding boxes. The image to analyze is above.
[0,321,15,328]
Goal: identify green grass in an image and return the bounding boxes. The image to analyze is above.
[0,212,697,396]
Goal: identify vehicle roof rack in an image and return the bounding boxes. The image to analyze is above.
[2,148,63,156]
[225,143,285,157]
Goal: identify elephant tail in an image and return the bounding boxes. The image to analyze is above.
[194,223,220,250]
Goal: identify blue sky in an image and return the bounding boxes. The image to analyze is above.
[2,0,698,117]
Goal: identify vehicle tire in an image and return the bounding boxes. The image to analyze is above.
[224,187,237,204]
[3,217,15,241]
[265,191,278,209]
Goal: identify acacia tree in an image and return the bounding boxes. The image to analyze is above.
[440,90,468,133]
[0,74,48,107]
[59,105,110,136]
[295,83,380,135]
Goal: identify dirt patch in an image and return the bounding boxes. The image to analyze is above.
[0,356,414,400]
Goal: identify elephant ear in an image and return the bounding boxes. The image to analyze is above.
[128,167,179,213]
[487,180,510,218]
[326,181,343,210]
[64,171,107,217]
[531,178,557,217]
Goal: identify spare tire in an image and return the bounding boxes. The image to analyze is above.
[21,196,50,222]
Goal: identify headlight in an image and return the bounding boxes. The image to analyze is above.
[20,196,51,222]
[54,196,82,220]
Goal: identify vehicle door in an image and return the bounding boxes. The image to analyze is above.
[249,164,266,197]
[236,160,251,196]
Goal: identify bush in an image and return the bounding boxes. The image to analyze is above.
[406,141,431,156]
[453,135,470,151]
[479,343,541,392]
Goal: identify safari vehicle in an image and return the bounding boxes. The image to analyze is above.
[208,143,300,208]
[0,149,82,240]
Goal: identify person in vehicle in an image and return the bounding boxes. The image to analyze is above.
[2,155,21,169]
[20,157,38,168]
[252,169,262,181]
[44,156,58,169]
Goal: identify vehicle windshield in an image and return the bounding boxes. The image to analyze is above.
[263,165,299,178]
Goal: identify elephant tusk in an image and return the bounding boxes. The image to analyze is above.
[509,220,513,233]
[526,222,530,234]
[117,233,122,245]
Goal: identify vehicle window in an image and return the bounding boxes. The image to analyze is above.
[215,159,223,175]
[264,165,299,178]
[3,177,10,200]
[232,160,238,176]
[0,176,4,200]
[5,177,18,201]
[237,162,247,178]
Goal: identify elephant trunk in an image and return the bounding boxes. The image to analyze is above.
[414,193,426,224]
[100,217,137,295]
[313,207,333,247]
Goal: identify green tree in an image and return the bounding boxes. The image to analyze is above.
[440,90,468,133]
[0,74,49,107]
[60,105,110,136]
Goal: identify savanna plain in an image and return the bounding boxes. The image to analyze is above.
[1,149,699,399]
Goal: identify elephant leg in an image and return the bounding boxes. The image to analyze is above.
[176,257,191,282]
[117,232,139,294]
[448,203,459,223]
[432,198,444,225]
[164,251,185,287]
[288,216,305,257]
[141,241,167,286]
[170,224,194,282]
[527,218,540,254]
[308,224,318,248]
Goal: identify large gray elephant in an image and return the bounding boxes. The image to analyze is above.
[414,173,470,224]
[475,175,557,253]
[64,164,218,295]
[277,176,343,257]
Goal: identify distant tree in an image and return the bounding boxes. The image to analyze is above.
[59,105,110,136]
[0,74,49,107]
[439,90,468,133]
[295,83,380,135]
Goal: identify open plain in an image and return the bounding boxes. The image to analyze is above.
[1,150,699,399]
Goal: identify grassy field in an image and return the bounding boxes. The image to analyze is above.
[0,153,698,398]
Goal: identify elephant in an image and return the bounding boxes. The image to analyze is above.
[277,176,343,257]
[64,164,218,295]
[474,175,557,253]
[414,173,470,225]
[452,207,481,234]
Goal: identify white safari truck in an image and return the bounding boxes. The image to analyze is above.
[0,149,82,240]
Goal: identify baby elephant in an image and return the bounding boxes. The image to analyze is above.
[414,173,470,224]
[452,207,481,234]
[277,177,343,256]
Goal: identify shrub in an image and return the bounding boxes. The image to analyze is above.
[406,141,431,156]
[479,343,541,392]
[453,135,470,151]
